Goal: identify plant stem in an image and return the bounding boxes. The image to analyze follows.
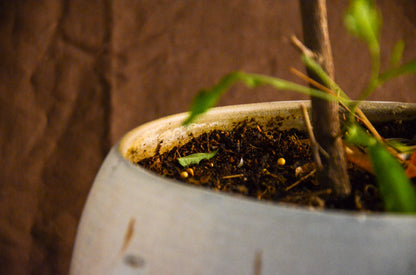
[300,103,323,170]
[299,0,351,197]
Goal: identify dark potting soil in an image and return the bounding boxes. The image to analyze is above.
[138,119,416,212]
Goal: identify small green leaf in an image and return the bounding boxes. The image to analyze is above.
[379,59,416,83]
[389,40,405,68]
[178,149,219,167]
[345,123,377,147]
[346,123,416,213]
[385,139,416,154]
[183,73,243,125]
[368,143,416,213]
[344,0,381,55]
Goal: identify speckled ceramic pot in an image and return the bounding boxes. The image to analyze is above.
[71,101,416,275]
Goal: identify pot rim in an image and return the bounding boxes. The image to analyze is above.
[117,100,416,219]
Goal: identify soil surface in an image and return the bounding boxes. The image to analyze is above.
[138,119,416,212]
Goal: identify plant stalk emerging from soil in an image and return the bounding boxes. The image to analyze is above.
[299,0,351,198]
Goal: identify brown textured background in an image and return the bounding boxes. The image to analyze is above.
[1,0,415,274]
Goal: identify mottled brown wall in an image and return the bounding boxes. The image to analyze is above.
[0,0,110,274]
[0,0,415,274]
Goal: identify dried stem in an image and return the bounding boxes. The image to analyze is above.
[300,104,323,170]
[291,35,316,60]
[286,169,317,191]
[290,67,383,141]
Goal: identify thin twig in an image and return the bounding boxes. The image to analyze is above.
[286,169,317,191]
[300,104,323,170]
[222,174,245,179]
[290,67,340,99]
[291,35,317,60]
[355,108,383,141]
[291,67,383,142]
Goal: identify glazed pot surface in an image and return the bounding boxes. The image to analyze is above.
[71,101,416,275]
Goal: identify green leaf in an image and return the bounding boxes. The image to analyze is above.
[183,71,345,125]
[345,123,376,147]
[385,138,416,154]
[379,59,416,83]
[346,123,416,213]
[183,73,243,125]
[344,0,381,55]
[389,40,405,68]
[369,143,416,213]
[178,149,219,167]
[344,0,382,104]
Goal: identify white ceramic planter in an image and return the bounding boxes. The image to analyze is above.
[71,101,416,275]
